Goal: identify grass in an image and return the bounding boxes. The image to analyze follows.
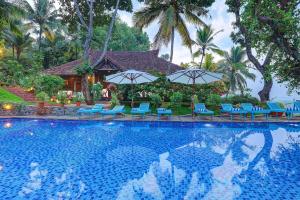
[0,87,25,103]
[123,104,192,116]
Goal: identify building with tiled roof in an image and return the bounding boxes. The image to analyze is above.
[44,50,182,91]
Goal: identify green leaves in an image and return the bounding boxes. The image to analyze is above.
[133,0,211,60]
[91,21,150,51]
[218,46,255,94]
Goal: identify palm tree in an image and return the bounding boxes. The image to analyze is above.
[218,46,255,96]
[19,0,57,50]
[0,0,25,31]
[2,23,33,60]
[193,25,223,68]
[202,53,217,72]
[133,0,208,63]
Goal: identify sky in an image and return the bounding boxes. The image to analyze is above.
[119,0,299,101]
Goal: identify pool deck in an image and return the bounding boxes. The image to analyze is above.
[1,114,300,122]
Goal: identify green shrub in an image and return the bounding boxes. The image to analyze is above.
[57,91,68,105]
[37,75,65,96]
[150,93,162,108]
[36,92,49,102]
[110,92,120,108]
[0,60,24,85]
[206,94,221,107]
[73,92,85,102]
[192,95,199,104]
[224,94,260,106]
[20,74,65,97]
[170,92,183,108]
[91,82,103,100]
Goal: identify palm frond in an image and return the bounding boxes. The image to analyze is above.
[176,14,192,48]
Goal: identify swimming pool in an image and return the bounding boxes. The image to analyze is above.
[0,118,299,199]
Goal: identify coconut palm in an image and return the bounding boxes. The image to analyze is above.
[19,0,57,50]
[0,0,25,31]
[193,25,223,68]
[2,23,33,60]
[133,0,208,63]
[218,46,255,96]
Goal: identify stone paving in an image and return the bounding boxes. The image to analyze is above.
[1,114,299,123]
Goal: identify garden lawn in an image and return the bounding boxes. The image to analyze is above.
[0,87,24,103]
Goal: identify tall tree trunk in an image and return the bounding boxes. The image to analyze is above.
[232,0,274,102]
[199,47,205,68]
[81,74,93,104]
[258,78,273,102]
[74,0,120,104]
[92,0,120,68]
[16,47,21,60]
[38,25,42,51]
[167,26,175,75]
[12,46,14,59]
[170,26,175,62]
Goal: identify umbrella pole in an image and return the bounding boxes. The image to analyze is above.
[192,81,195,118]
[131,81,134,107]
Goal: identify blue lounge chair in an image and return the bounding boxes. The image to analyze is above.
[286,101,300,120]
[157,108,172,120]
[194,103,214,120]
[77,104,104,118]
[240,103,270,121]
[221,103,248,120]
[266,102,285,119]
[131,103,150,118]
[99,105,125,118]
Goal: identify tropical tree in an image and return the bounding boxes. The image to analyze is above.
[202,53,217,72]
[193,25,223,67]
[133,0,214,63]
[0,0,25,31]
[91,20,150,51]
[19,0,57,50]
[218,46,255,96]
[73,0,121,103]
[226,0,300,93]
[2,23,33,60]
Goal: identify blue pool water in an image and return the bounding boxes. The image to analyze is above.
[0,118,300,200]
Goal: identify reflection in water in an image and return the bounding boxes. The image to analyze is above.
[19,162,48,197]
[3,122,12,128]
[116,125,300,200]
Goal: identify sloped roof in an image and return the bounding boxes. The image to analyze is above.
[44,50,182,76]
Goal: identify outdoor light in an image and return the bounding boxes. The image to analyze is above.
[2,103,13,111]
[0,47,4,58]
[3,122,12,128]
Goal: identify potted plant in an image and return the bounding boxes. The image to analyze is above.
[57,91,68,107]
[73,92,84,107]
[36,92,49,108]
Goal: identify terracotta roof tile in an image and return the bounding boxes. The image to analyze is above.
[44,50,182,75]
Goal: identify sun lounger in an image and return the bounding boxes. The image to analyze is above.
[157,108,172,120]
[221,103,248,120]
[194,103,214,120]
[99,105,125,118]
[241,103,270,121]
[77,104,104,118]
[286,101,300,120]
[131,103,150,118]
[266,102,285,119]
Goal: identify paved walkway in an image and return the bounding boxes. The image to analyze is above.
[1,114,299,123]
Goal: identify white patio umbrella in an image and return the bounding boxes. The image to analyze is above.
[105,70,158,107]
[167,68,223,114]
[167,68,223,93]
